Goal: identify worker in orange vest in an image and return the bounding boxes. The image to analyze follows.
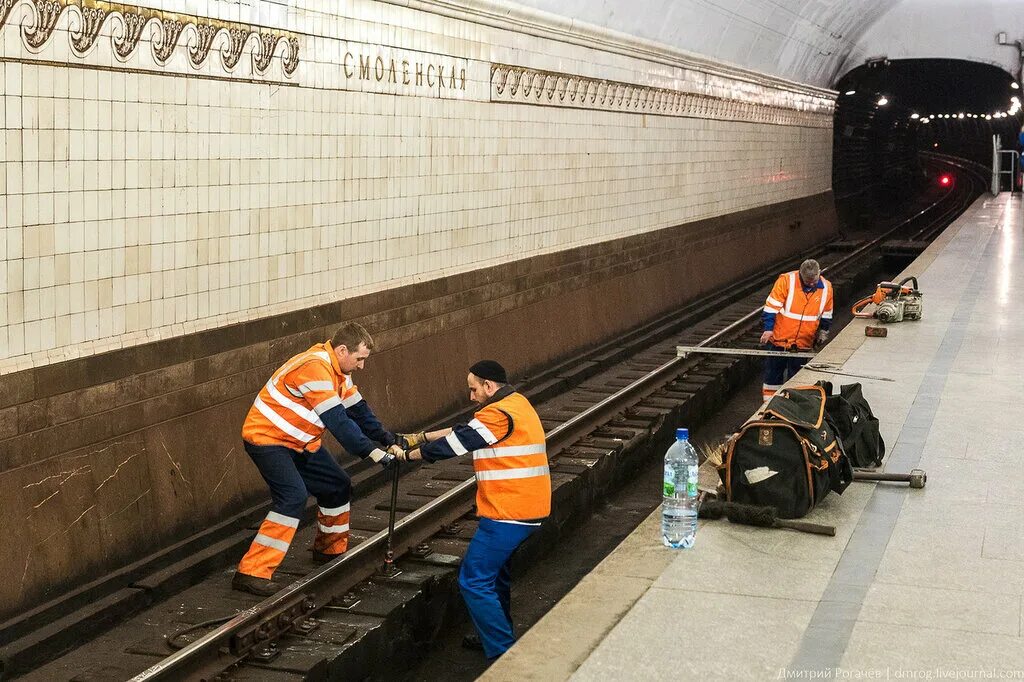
[759,259,833,400]
[402,360,550,660]
[234,322,414,596]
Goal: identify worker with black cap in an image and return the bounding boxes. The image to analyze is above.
[402,360,551,660]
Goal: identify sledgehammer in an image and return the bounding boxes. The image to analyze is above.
[852,468,927,489]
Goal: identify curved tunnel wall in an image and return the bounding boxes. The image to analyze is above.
[509,0,894,87]
[0,0,837,617]
[838,0,1024,83]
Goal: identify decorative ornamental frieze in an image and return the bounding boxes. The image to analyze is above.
[23,0,59,49]
[490,64,833,128]
[69,4,104,53]
[0,0,300,79]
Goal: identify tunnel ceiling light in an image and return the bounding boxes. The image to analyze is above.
[986,114,993,120]
[877,96,889,106]
[844,90,856,95]
[958,113,965,118]
[1013,82,1020,89]
[910,113,920,119]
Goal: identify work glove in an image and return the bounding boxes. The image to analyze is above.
[759,330,774,345]
[815,330,829,347]
[387,443,407,461]
[396,432,427,449]
[368,448,398,469]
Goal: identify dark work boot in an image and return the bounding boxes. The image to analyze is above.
[461,633,484,651]
[232,572,281,597]
[310,550,344,565]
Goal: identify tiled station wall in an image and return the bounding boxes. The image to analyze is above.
[0,0,837,616]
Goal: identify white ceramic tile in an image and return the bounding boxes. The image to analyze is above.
[1,0,834,369]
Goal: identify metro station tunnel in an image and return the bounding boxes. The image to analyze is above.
[1,1,1022,680]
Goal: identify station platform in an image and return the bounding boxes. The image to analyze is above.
[483,193,1024,681]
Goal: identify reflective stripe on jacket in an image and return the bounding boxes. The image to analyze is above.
[470,392,551,521]
[763,271,833,350]
[241,341,362,452]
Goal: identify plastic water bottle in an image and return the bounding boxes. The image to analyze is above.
[662,428,699,548]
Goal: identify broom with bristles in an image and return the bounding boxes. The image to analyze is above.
[697,439,728,469]
[699,499,835,536]
[695,438,729,503]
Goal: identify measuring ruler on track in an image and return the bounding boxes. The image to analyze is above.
[676,346,817,359]
[676,346,895,382]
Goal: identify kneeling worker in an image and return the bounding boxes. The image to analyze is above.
[759,258,833,400]
[234,322,411,596]
[402,360,550,660]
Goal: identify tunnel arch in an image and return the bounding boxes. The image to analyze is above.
[837,0,1024,86]
[509,0,894,86]
[509,0,1024,88]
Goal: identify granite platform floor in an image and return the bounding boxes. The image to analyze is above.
[482,193,1024,681]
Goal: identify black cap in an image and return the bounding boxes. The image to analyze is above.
[469,360,508,384]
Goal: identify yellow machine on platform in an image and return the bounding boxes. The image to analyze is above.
[852,276,923,323]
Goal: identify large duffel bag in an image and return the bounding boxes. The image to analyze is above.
[719,385,853,519]
[817,381,886,468]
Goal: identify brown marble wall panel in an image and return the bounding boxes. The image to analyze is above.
[0,192,837,618]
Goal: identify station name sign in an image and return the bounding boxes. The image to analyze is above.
[342,47,468,96]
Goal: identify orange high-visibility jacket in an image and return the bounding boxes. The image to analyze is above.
[242,341,365,453]
[763,271,834,350]
[470,391,551,520]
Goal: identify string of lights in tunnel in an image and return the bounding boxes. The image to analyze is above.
[840,87,1022,123]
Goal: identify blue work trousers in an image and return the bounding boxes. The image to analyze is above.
[244,443,351,518]
[762,344,809,399]
[458,517,539,659]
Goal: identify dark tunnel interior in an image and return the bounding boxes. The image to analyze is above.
[833,58,1024,214]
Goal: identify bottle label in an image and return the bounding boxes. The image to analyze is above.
[686,464,699,498]
[663,463,675,496]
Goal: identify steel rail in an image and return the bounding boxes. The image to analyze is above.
[131,159,973,681]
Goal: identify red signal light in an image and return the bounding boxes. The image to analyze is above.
[939,175,952,186]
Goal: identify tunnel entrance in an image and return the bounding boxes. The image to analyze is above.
[833,58,1022,220]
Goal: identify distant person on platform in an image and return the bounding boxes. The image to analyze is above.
[234,322,418,596]
[1018,128,1024,189]
[400,360,551,660]
[759,259,833,401]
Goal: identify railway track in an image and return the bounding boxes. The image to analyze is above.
[10,161,984,681]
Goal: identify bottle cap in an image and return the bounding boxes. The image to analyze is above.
[676,428,689,440]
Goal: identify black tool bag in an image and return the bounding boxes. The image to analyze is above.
[817,381,886,468]
[719,385,853,519]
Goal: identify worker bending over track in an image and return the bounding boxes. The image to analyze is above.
[234,322,414,596]
[759,258,833,400]
[402,360,551,660]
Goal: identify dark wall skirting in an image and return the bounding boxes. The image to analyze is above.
[0,191,837,618]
